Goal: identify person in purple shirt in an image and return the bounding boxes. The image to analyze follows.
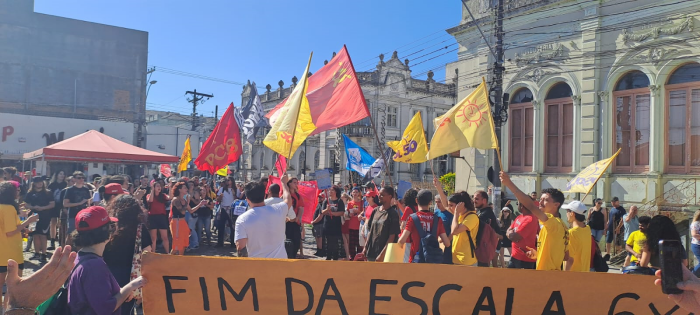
[67,206,146,315]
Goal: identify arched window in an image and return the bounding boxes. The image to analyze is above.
[509,88,534,172]
[544,83,573,173]
[613,70,650,173]
[666,63,700,173]
[260,151,266,171]
[298,150,306,171]
[314,150,320,170]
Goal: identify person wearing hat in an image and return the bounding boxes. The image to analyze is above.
[562,200,592,272]
[100,183,127,206]
[23,176,55,263]
[67,206,146,314]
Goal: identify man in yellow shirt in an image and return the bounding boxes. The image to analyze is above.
[501,172,568,270]
[450,194,480,266]
[563,200,591,272]
[626,216,650,266]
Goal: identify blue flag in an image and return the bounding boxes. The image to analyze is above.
[343,134,376,175]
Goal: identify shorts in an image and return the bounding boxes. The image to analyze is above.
[50,207,61,218]
[312,224,323,238]
[606,229,624,246]
[148,214,169,230]
[508,257,536,269]
[0,263,24,273]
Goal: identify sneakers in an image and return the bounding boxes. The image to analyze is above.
[29,253,41,260]
[603,254,611,262]
[39,254,47,263]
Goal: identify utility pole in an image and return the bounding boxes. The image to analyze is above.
[214,105,219,124]
[490,0,507,211]
[185,89,213,131]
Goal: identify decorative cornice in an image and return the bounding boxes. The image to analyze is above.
[622,16,694,44]
[649,84,661,96]
[513,43,565,66]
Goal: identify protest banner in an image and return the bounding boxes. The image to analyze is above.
[315,169,332,190]
[141,253,680,315]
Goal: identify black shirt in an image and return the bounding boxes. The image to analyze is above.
[103,224,153,287]
[313,204,323,227]
[322,198,345,236]
[171,198,187,218]
[63,186,92,218]
[478,207,500,236]
[25,190,53,217]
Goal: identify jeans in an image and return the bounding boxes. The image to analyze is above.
[186,212,199,248]
[692,244,700,274]
[591,229,604,243]
[197,215,212,242]
[285,222,301,259]
[216,207,234,246]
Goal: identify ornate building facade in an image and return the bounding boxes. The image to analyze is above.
[449,0,700,209]
[239,51,457,183]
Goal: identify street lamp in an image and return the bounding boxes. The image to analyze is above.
[146,80,157,100]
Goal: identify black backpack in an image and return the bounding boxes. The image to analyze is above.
[410,213,444,264]
[591,235,609,272]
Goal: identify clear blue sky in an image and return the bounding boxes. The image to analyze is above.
[35,0,461,117]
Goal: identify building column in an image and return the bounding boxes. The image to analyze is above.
[648,84,662,174]
[531,100,543,174]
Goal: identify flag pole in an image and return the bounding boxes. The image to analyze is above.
[344,44,394,188]
[285,52,314,173]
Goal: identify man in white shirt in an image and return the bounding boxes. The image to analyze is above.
[264,183,296,221]
[235,175,293,259]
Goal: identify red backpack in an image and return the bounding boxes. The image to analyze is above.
[465,213,499,263]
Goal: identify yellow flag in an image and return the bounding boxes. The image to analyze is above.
[565,148,622,194]
[387,112,428,163]
[177,136,191,172]
[426,78,497,160]
[216,165,229,176]
[263,52,316,158]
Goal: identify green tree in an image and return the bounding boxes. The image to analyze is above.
[439,173,455,196]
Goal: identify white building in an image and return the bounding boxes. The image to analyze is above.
[448,0,700,210]
[239,51,457,184]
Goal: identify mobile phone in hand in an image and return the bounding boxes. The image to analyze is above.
[659,240,684,295]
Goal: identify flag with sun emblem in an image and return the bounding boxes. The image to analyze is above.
[426,78,498,160]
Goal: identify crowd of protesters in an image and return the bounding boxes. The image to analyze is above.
[1,165,700,313]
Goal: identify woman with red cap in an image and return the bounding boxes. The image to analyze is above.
[67,206,145,314]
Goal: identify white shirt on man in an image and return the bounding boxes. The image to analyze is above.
[234,202,289,258]
[265,197,296,220]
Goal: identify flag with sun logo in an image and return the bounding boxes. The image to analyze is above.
[426,78,498,160]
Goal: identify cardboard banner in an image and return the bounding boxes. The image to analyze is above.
[315,169,332,190]
[141,253,680,315]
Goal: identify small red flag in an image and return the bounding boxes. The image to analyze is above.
[195,103,243,173]
[275,155,287,176]
[266,45,370,135]
[160,164,172,178]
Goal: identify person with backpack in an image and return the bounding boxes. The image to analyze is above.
[473,190,502,267]
[501,171,569,271]
[450,191,480,266]
[67,206,145,315]
[397,190,450,263]
[562,200,591,272]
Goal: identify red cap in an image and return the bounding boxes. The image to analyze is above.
[75,206,118,231]
[104,183,126,195]
[365,190,378,197]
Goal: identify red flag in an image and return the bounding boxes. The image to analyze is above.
[266,45,369,135]
[160,164,172,178]
[266,175,318,224]
[275,155,287,176]
[195,103,243,173]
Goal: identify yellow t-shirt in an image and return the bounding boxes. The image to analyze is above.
[568,226,592,272]
[626,230,646,263]
[452,211,480,266]
[536,213,568,271]
[0,204,24,266]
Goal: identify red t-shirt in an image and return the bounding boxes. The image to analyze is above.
[509,214,539,262]
[147,194,167,215]
[346,200,362,230]
[405,211,446,263]
[364,205,376,223]
[400,206,417,222]
[291,193,305,216]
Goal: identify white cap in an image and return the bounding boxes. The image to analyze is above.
[561,200,587,215]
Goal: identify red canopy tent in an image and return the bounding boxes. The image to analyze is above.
[23,130,180,164]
